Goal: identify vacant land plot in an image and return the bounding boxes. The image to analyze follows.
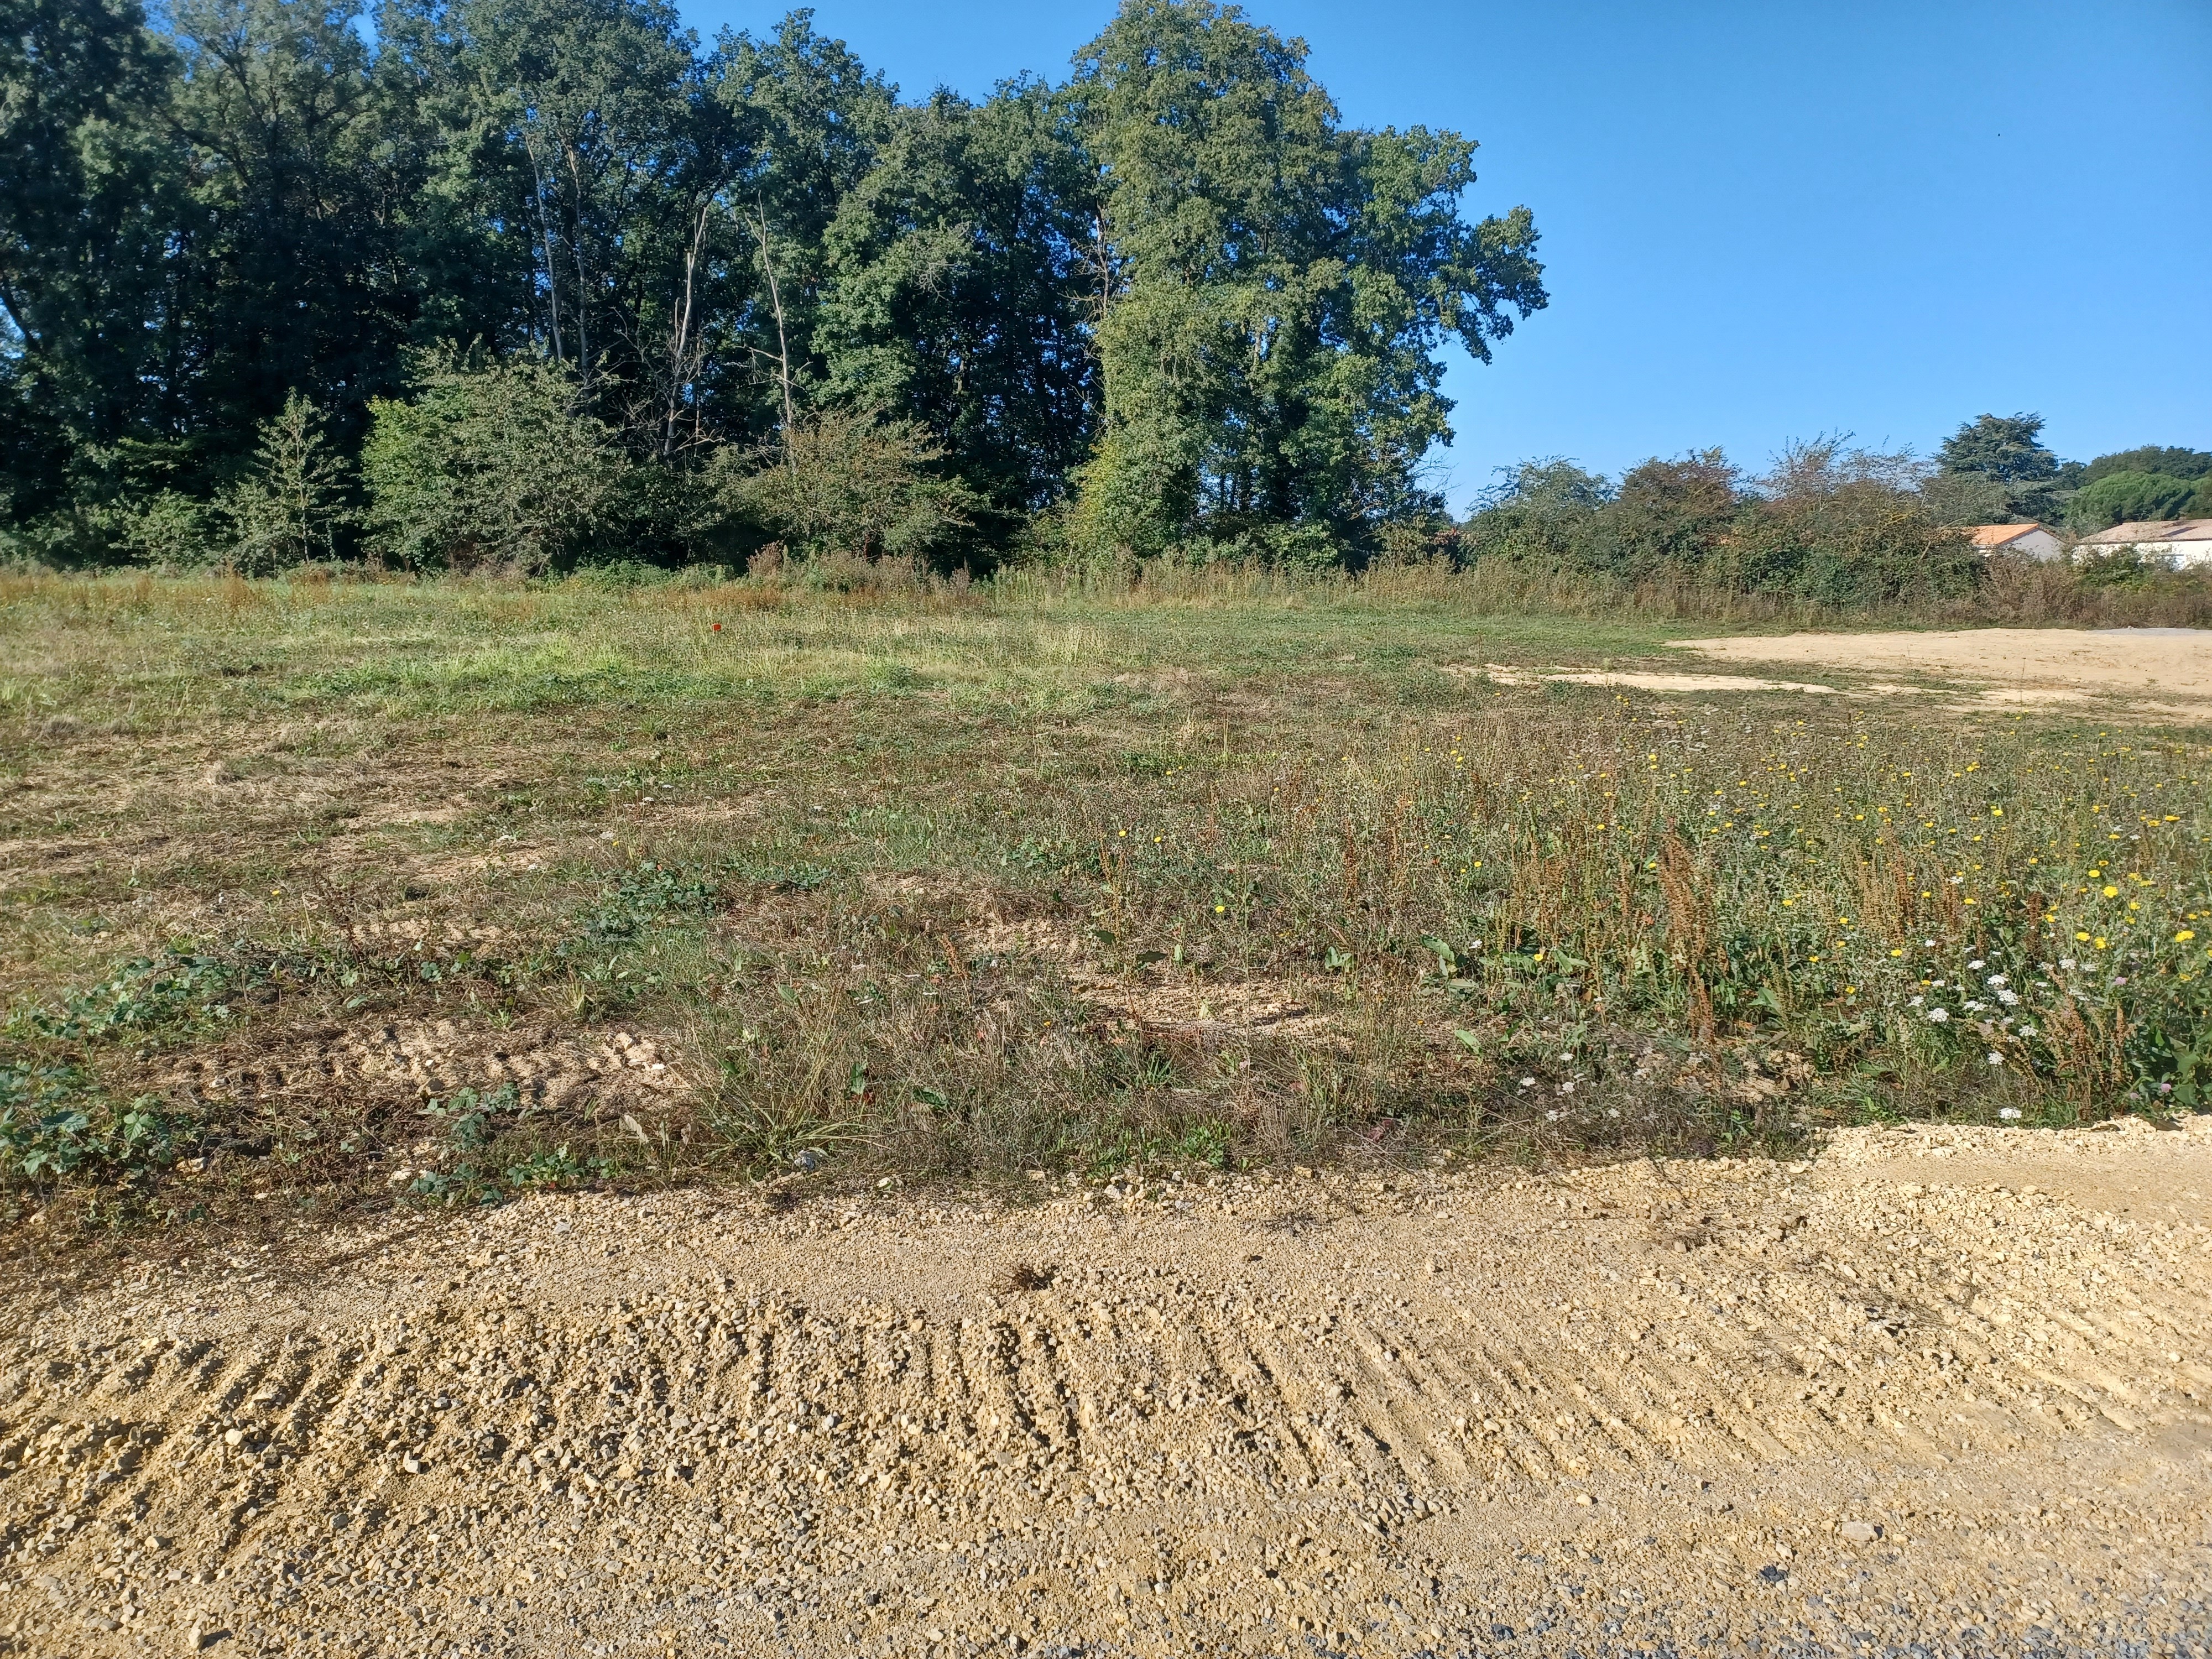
[4,573,2212,1653]
[4,574,2210,1240]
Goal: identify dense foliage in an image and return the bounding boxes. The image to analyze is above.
[1460,441,1984,608]
[0,0,1546,570]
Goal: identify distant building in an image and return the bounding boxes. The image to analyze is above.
[2073,519,2212,568]
[1966,523,2064,560]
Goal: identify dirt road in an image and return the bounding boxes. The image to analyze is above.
[5,1120,2211,1657]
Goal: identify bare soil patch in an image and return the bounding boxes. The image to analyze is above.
[4,1119,2208,1656]
[1671,626,2212,711]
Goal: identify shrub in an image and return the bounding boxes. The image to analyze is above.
[115,490,219,567]
[707,409,980,565]
[361,357,627,572]
[1462,440,1979,608]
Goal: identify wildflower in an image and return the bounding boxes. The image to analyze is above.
[2179,930,2198,942]
[1519,1077,1535,1089]
[1968,959,1985,970]
[1986,973,2007,985]
[1908,995,1924,1006]
[1213,904,1225,914]
[1997,988,2020,1005]
[1558,1081,1575,1095]
[1999,1107,2022,1120]
[2018,1024,2038,1036]
[1926,1008,1949,1023]
[2075,931,2091,942]
[1987,1052,2002,1066]
[2058,957,2075,968]
[2103,885,2119,898]
[2095,937,2108,949]
[1964,1000,1986,1012]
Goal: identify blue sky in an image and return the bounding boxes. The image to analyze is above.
[684,0,2210,510]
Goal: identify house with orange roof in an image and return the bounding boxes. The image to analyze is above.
[1965,523,2063,560]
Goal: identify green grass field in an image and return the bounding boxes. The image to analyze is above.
[4,567,2208,1243]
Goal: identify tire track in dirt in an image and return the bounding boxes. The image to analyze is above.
[3,1120,2210,1654]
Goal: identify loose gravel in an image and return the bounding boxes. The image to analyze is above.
[4,1119,2210,1656]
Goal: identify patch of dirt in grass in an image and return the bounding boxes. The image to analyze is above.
[966,915,1336,1044]
[157,1017,686,1116]
[1672,625,2212,707]
[1463,664,1845,695]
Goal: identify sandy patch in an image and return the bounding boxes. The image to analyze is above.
[6,1118,2211,1654]
[1671,627,2212,701]
[1450,664,1843,695]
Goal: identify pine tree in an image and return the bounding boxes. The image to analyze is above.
[223,390,348,571]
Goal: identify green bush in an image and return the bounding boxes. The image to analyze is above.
[707,409,980,565]
[362,358,628,572]
[1462,441,1980,607]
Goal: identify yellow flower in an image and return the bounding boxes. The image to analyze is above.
[2094,937,2109,949]
[2103,885,2119,898]
[2075,931,2091,942]
[2177,930,2197,942]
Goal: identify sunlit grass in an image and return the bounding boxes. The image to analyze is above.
[2,567,2208,1241]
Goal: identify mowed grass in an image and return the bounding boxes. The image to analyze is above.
[3,566,2209,1246]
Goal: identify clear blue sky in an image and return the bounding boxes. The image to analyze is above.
[685,0,2211,511]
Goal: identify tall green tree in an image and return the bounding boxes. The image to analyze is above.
[0,0,184,523]
[2080,445,2211,485]
[817,81,1099,531]
[1067,0,1545,559]
[382,0,894,466]
[165,0,411,455]
[1935,412,2067,523]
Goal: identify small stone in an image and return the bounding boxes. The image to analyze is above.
[402,1454,424,1475]
[1572,1492,1594,1507]
[222,1429,243,1448]
[1838,1520,1879,1544]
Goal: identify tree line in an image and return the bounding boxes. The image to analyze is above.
[0,0,1546,571]
[1462,416,2212,611]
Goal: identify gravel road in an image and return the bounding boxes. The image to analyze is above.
[5,1119,2210,1657]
